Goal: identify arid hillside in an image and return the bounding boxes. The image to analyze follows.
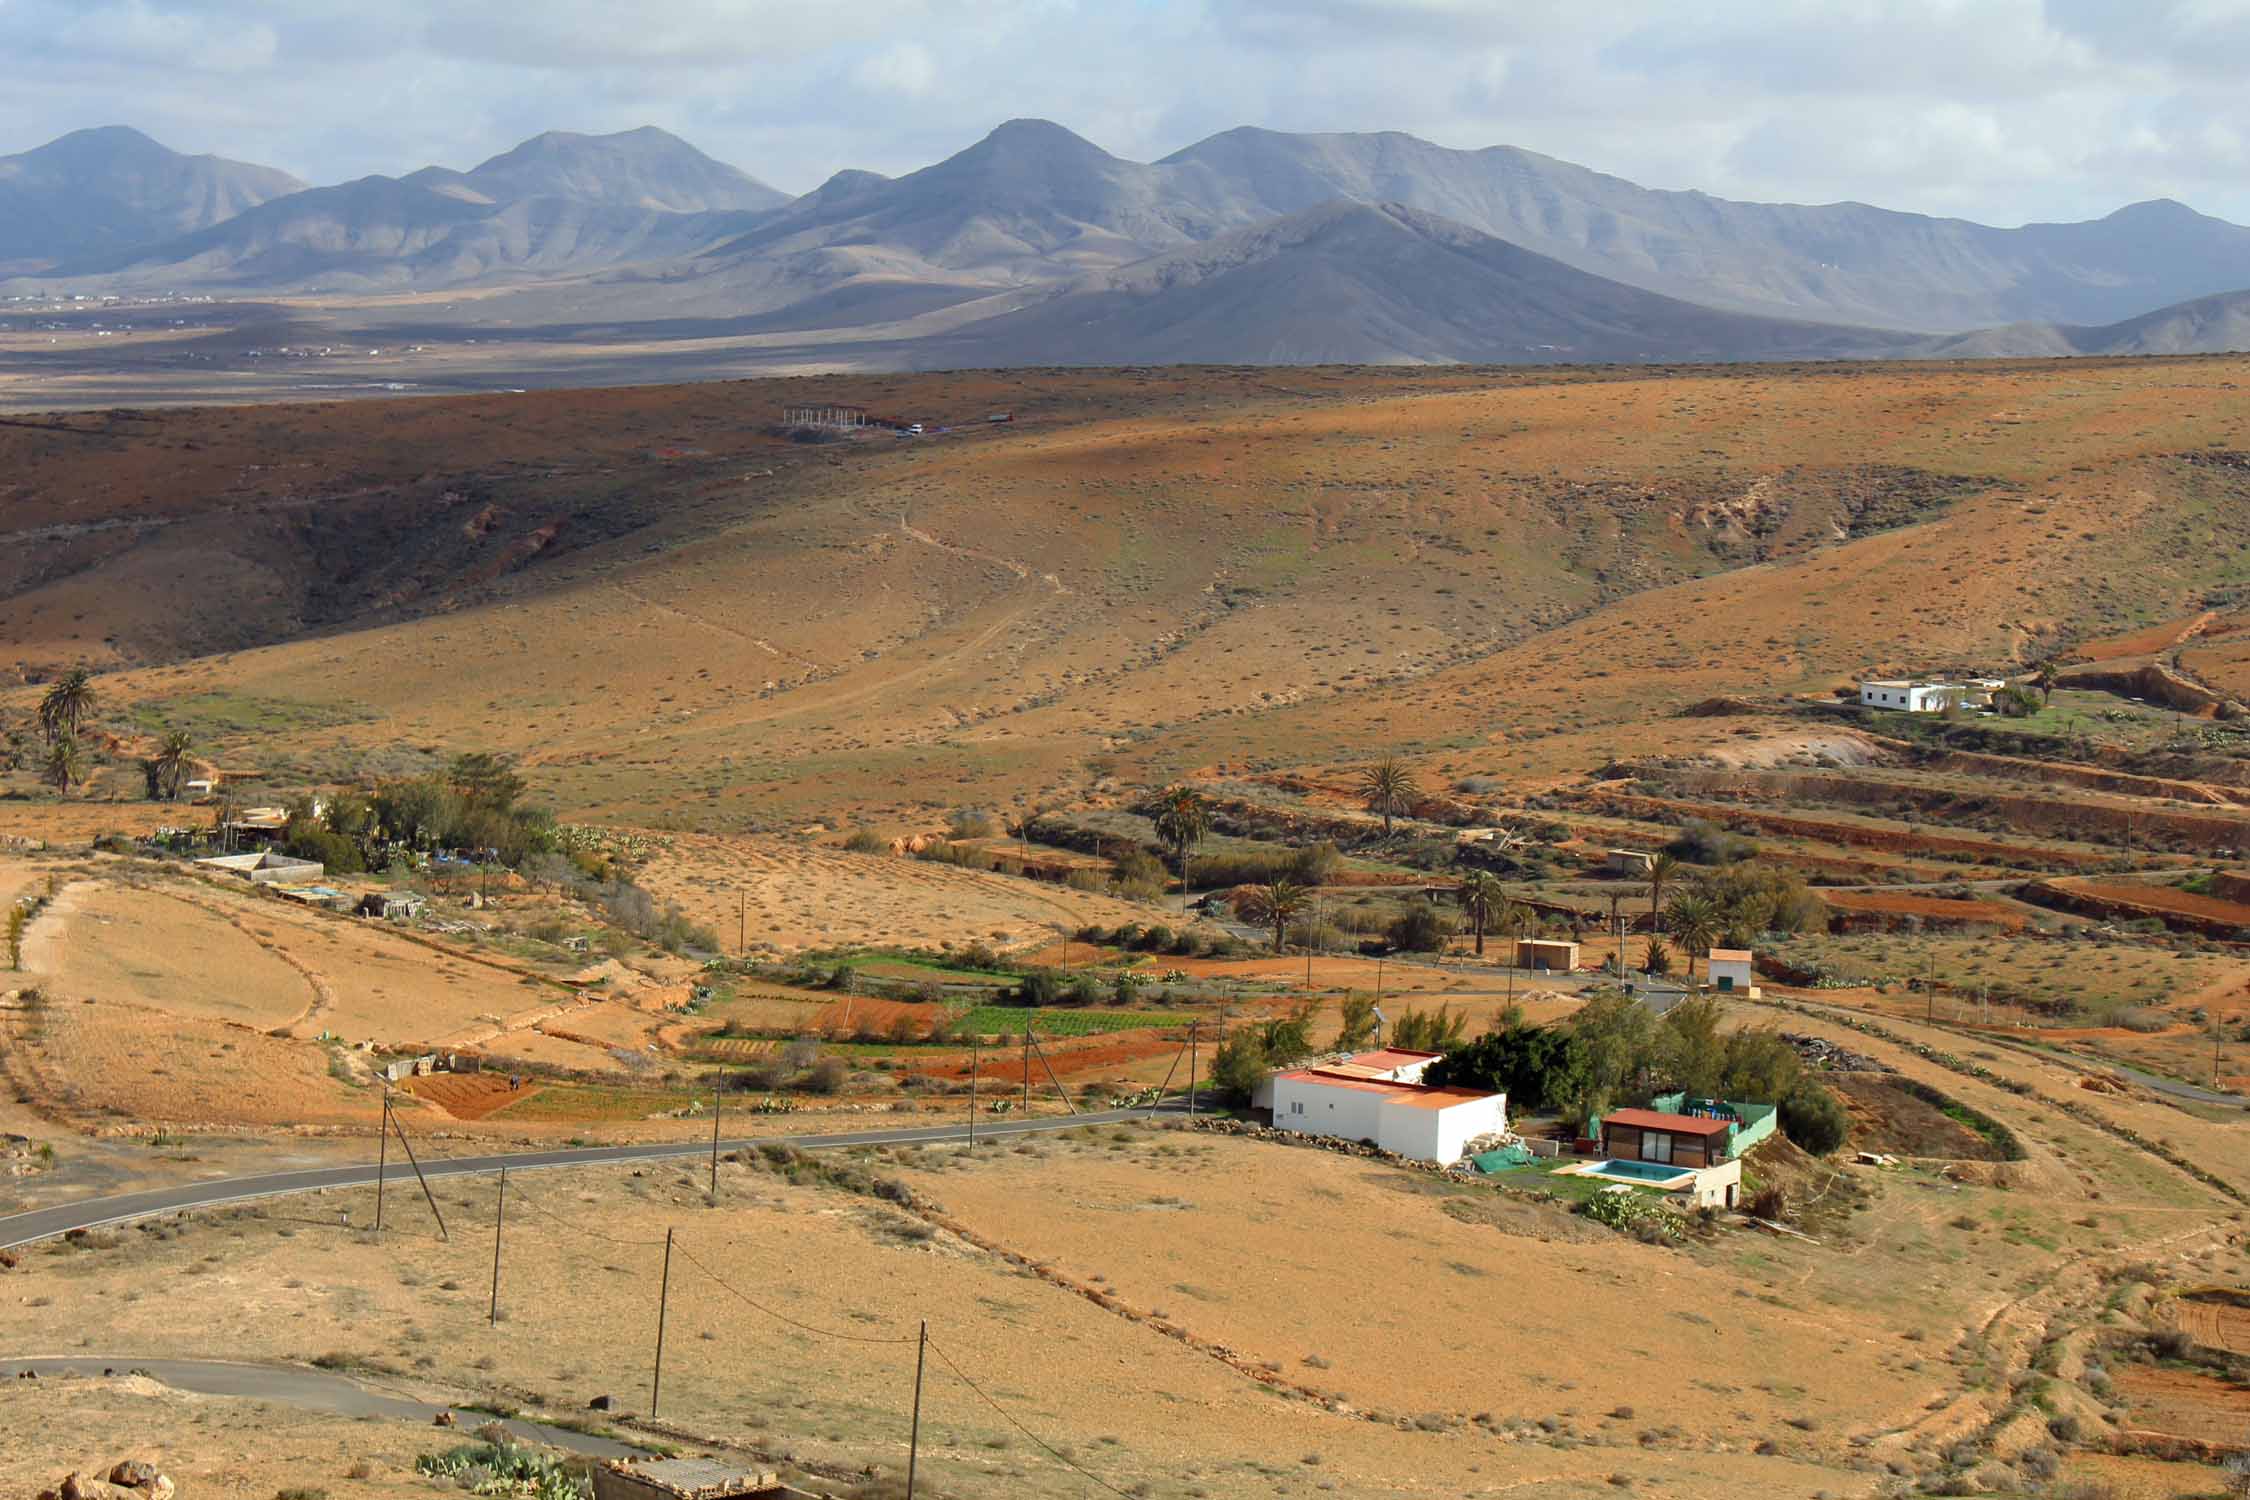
[7,357,2250,825]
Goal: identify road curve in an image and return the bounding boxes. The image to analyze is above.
[0,1357,647,1456]
[0,1107,1162,1250]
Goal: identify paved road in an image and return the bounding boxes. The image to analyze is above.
[0,1106,1164,1250]
[1,1357,646,1456]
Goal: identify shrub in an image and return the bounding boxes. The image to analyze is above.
[802,1057,848,1095]
[1386,903,1455,952]
[1581,1189,1684,1242]
[1667,818,1751,865]
[948,808,1001,839]
[1016,968,1061,1006]
[1779,1082,1849,1155]
[842,828,889,854]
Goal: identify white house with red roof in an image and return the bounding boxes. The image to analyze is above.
[1263,1048,1506,1166]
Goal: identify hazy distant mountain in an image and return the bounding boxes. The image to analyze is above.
[453,127,788,214]
[707,119,1222,282]
[0,126,305,268]
[51,128,785,290]
[1157,128,2250,332]
[1916,286,2250,358]
[927,201,1916,367]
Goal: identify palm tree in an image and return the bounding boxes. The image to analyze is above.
[1644,851,1680,942]
[152,728,194,802]
[1357,757,1420,838]
[1251,879,1309,953]
[1459,871,1504,957]
[42,735,87,796]
[1662,892,1720,981]
[1152,785,1211,913]
[38,667,95,746]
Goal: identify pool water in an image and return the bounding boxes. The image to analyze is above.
[1583,1158,1689,1182]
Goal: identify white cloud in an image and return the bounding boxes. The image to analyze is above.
[0,0,2247,224]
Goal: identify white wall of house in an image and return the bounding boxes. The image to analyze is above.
[1708,955,1755,991]
[1273,1076,1506,1166]
[1384,1095,1507,1165]
[1274,1077,1386,1145]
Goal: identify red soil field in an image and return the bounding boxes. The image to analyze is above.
[1818,890,2029,930]
[2050,879,2250,929]
[402,1072,541,1121]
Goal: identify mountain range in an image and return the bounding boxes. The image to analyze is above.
[7,119,2250,369]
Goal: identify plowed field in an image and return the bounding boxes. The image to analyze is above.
[402,1072,536,1120]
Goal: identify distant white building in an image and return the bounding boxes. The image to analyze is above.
[1257,1048,1505,1166]
[1858,678,2005,713]
[1706,948,1760,998]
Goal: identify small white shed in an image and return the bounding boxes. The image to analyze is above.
[1706,948,1759,998]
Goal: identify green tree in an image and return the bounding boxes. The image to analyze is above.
[1780,1082,1849,1155]
[1459,871,1503,957]
[42,735,87,796]
[37,667,95,746]
[1249,878,1309,953]
[6,904,24,971]
[1642,936,1673,975]
[1390,1004,1468,1051]
[1335,994,1378,1051]
[1644,850,1680,942]
[1569,990,1657,1123]
[1152,785,1211,912]
[151,728,194,801]
[1357,756,1420,838]
[1208,1005,1318,1102]
[1662,892,1720,980]
[1659,995,1728,1099]
[447,751,527,814]
[1430,1021,1588,1114]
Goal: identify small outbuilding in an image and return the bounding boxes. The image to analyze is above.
[1599,1107,1735,1170]
[1605,848,1655,877]
[1514,938,1580,972]
[1706,948,1759,997]
[359,892,426,922]
[196,851,324,885]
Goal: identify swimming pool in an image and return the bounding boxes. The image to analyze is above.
[1577,1158,1691,1184]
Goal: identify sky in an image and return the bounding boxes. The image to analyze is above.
[2,0,2247,226]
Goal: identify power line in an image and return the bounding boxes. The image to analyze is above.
[670,1239,917,1346]
[925,1337,1140,1500]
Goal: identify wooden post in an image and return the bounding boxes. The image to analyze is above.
[1021,1032,1031,1113]
[386,1100,449,1242]
[489,1167,506,1327]
[709,1093,721,1202]
[969,1039,979,1146]
[738,890,746,956]
[906,1320,928,1499]
[1187,1021,1199,1120]
[374,1091,389,1232]
[652,1227,674,1417]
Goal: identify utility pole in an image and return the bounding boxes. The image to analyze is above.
[1021,1032,1031,1113]
[489,1168,506,1327]
[738,890,746,956]
[708,1093,722,1202]
[969,1039,979,1146]
[651,1227,674,1417]
[906,1320,928,1500]
[385,1097,449,1242]
[1926,950,1937,1024]
[375,1092,390,1233]
[1187,1021,1199,1120]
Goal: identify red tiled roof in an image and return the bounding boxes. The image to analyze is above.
[1602,1107,1732,1137]
[1276,1070,1498,1109]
